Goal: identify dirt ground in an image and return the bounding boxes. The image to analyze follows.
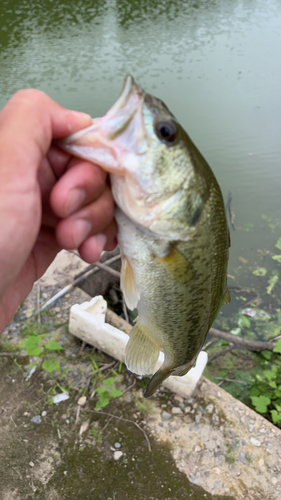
[0,250,280,500]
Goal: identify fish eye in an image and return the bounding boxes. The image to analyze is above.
[155,120,178,145]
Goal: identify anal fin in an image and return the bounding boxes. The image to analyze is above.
[125,321,160,376]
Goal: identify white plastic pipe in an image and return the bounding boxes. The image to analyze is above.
[69,296,208,398]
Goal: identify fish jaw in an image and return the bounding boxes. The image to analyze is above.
[59,75,146,175]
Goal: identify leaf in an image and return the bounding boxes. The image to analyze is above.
[20,335,44,356]
[96,397,110,410]
[238,316,251,328]
[103,377,115,387]
[253,268,267,277]
[110,387,123,398]
[96,386,108,394]
[45,340,63,351]
[42,356,60,373]
[250,395,271,413]
[271,410,281,425]
[273,338,281,354]
[272,255,281,263]
[276,238,281,250]
[261,350,272,360]
[266,275,279,295]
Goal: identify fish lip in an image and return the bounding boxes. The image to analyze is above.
[106,75,142,119]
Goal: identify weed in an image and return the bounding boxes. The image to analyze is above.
[95,377,123,410]
[249,339,281,426]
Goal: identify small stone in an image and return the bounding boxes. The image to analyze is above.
[212,467,221,474]
[162,411,171,421]
[78,396,87,406]
[53,392,69,404]
[31,416,41,424]
[258,458,264,467]
[250,437,261,447]
[171,407,182,415]
[194,445,201,452]
[206,404,214,413]
[195,415,200,424]
[215,482,221,489]
[41,411,47,417]
[79,421,89,436]
[272,477,278,485]
[184,406,191,413]
[29,461,34,467]
[114,442,121,449]
[174,395,184,403]
[113,451,123,460]
[239,452,246,463]
[248,424,254,432]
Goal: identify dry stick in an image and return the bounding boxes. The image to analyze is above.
[208,346,236,363]
[93,261,121,279]
[216,377,247,384]
[100,416,114,434]
[91,361,116,375]
[87,409,151,452]
[37,254,121,313]
[37,283,41,324]
[209,327,276,352]
[106,308,132,335]
[121,380,136,395]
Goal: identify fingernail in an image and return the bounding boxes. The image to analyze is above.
[73,220,91,247]
[95,233,107,254]
[66,189,86,215]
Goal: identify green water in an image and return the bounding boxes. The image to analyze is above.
[1,0,281,327]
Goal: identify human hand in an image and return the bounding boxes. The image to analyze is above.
[0,89,117,331]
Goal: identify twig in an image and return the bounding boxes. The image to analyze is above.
[75,406,81,425]
[202,339,218,351]
[0,352,18,356]
[122,380,136,395]
[100,416,114,434]
[37,283,41,324]
[122,295,129,323]
[36,254,121,313]
[91,361,116,375]
[93,261,121,278]
[216,377,248,385]
[208,346,236,363]
[79,341,86,356]
[209,327,277,352]
[87,409,151,452]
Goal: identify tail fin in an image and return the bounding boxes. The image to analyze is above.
[144,367,172,398]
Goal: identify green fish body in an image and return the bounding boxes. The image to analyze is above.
[60,76,230,397]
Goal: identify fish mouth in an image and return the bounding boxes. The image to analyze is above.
[59,75,145,173]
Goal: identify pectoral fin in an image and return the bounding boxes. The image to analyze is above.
[120,255,140,311]
[125,321,160,376]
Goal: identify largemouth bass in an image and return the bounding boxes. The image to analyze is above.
[60,76,230,397]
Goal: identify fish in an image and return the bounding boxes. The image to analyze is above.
[59,75,230,397]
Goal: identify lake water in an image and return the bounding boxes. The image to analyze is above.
[1,0,281,337]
